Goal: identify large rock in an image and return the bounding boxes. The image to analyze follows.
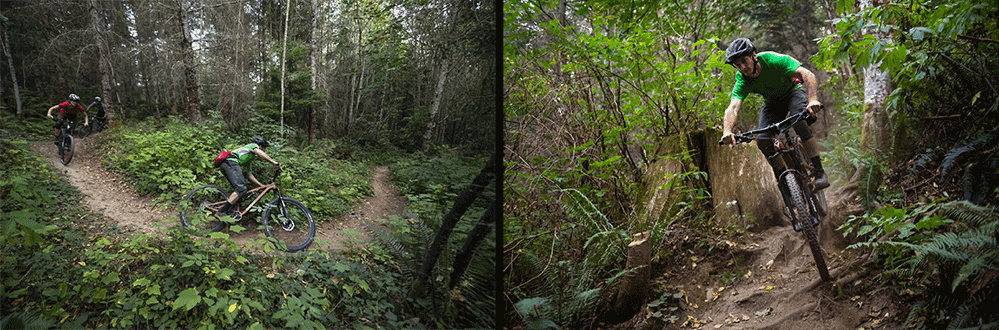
[703,127,785,231]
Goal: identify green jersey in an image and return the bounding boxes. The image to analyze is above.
[231,143,261,171]
[730,51,802,101]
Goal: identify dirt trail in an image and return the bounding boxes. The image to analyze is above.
[32,137,406,252]
[627,187,903,329]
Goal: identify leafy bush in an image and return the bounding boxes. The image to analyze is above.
[93,116,372,220]
[0,138,431,328]
[840,200,998,329]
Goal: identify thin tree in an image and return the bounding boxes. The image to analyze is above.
[1,30,22,117]
[178,0,202,122]
[89,0,114,121]
[280,0,291,138]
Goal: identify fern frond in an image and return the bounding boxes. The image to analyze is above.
[934,200,999,226]
[941,130,999,177]
[557,188,612,231]
[859,159,882,212]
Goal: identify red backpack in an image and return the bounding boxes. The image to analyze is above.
[213,150,232,167]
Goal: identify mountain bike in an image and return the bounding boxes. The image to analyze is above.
[178,169,316,252]
[85,115,107,135]
[53,118,75,165]
[721,110,831,282]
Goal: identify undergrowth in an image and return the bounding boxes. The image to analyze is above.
[0,137,420,328]
[91,116,372,220]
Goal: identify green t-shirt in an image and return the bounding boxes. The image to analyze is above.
[231,143,260,171]
[730,51,802,101]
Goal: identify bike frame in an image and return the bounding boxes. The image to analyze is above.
[56,118,75,137]
[205,171,285,219]
[730,110,820,228]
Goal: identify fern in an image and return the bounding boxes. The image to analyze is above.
[941,130,999,177]
[859,157,883,213]
[868,200,999,328]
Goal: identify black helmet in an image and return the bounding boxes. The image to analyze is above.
[252,136,270,148]
[725,38,757,64]
[95,97,101,102]
[68,94,81,101]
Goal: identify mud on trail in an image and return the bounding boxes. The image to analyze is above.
[620,188,908,330]
[31,137,406,252]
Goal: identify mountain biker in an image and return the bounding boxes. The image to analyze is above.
[86,97,106,128]
[718,38,829,191]
[216,137,283,216]
[46,94,89,144]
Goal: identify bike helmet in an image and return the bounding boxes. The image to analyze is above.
[252,136,270,148]
[724,38,757,64]
[68,94,81,101]
[94,97,101,102]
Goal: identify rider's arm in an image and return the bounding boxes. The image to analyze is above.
[794,66,822,113]
[46,105,59,118]
[81,107,89,126]
[721,97,743,145]
[252,148,280,168]
[246,171,264,187]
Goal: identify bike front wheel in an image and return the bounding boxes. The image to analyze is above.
[179,185,228,234]
[785,174,831,282]
[60,134,74,165]
[261,197,315,252]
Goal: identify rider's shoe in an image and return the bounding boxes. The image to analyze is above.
[813,171,830,191]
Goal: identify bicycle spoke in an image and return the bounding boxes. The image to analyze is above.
[179,185,228,234]
[262,198,315,252]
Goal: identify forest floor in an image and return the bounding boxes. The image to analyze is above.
[31,136,407,253]
[617,181,910,329]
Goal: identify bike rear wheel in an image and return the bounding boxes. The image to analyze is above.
[179,185,228,234]
[261,197,315,252]
[785,174,831,282]
[60,134,74,165]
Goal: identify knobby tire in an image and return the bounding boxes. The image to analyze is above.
[261,197,315,252]
[179,185,228,234]
[60,134,74,165]
[785,174,832,282]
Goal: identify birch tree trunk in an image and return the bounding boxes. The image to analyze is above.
[859,0,893,155]
[2,31,23,117]
[90,0,115,120]
[280,0,291,138]
[422,63,449,152]
[178,1,202,123]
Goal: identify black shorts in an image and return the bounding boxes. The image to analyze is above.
[219,160,248,196]
[756,88,813,157]
[54,114,79,129]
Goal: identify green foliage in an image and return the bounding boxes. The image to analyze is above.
[842,201,998,328]
[0,138,447,329]
[384,153,496,328]
[94,116,372,219]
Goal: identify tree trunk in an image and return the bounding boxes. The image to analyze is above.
[90,0,114,120]
[610,231,651,321]
[422,63,449,153]
[859,0,893,155]
[448,197,498,289]
[178,2,202,123]
[2,31,23,117]
[309,0,319,144]
[410,153,497,298]
[280,0,291,138]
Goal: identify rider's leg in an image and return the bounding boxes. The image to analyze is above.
[218,161,248,215]
[787,89,830,190]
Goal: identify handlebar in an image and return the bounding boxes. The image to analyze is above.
[719,110,814,146]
